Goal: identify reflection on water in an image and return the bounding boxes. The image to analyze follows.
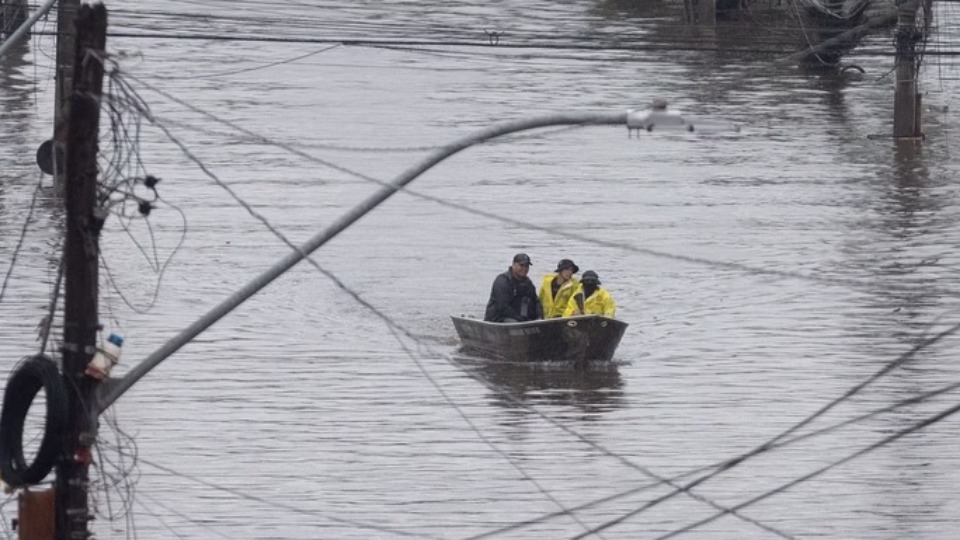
[839,136,956,348]
[456,353,626,413]
[811,69,860,122]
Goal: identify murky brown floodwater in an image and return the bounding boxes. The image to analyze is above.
[2,0,960,538]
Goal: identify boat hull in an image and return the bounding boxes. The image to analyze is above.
[451,315,628,362]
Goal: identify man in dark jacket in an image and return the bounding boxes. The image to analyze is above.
[484,253,543,322]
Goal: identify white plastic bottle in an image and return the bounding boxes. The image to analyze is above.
[85,331,124,380]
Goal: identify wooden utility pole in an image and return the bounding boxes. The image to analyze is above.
[53,0,81,189]
[56,4,106,540]
[893,0,922,138]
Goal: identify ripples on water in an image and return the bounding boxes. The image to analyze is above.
[2,0,960,538]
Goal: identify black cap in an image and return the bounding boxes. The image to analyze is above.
[555,259,579,273]
[581,270,600,284]
[512,253,532,265]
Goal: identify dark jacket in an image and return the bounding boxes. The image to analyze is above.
[484,268,543,322]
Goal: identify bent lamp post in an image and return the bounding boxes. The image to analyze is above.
[95,103,705,412]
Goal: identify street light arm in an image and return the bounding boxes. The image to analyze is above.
[95,110,634,412]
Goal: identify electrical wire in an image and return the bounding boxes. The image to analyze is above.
[38,254,63,355]
[384,324,609,539]
[166,43,342,80]
[563,318,960,538]
[465,374,960,538]
[125,71,960,302]
[134,490,231,539]
[92,408,140,523]
[650,398,960,540]
[68,29,957,58]
[0,493,18,540]
[0,173,45,307]
[97,194,188,314]
[133,457,446,539]
[86,64,191,315]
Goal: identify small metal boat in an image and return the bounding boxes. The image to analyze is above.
[451,315,628,362]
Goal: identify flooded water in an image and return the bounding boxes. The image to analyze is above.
[3,0,960,538]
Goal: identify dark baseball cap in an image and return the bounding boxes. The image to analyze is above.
[581,270,600,284]
[513,253,532,265]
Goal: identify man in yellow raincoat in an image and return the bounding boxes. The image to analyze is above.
[564,270,616,318]
[538,259,580,318]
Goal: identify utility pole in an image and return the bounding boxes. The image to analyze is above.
[893,0,922,139]
[53,0,81,189]
[56,3,106,540]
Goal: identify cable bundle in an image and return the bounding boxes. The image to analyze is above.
[0,355,68,487]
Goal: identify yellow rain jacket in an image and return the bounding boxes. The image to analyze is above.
[539,273,580,318]
[564,286,616,318]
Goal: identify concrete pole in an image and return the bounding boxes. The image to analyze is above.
[56,4,106,539]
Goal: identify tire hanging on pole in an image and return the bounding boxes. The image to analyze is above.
[0,354,68,487]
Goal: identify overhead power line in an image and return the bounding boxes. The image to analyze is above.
[24,29,960,59]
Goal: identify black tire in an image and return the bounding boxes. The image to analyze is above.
[0,355,68,487]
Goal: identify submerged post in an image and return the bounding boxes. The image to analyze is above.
[893,0,922,139]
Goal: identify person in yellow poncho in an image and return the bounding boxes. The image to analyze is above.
[564,270,616,318]
[538,259,580,318]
